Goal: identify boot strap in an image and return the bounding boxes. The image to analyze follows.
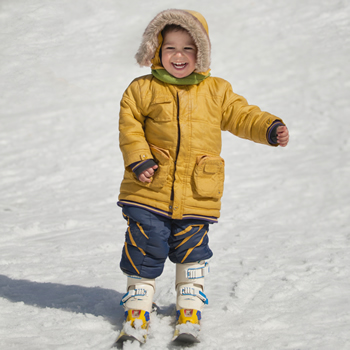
[179,286,208,305]
[186,261,210,279]
[120,288,148,305]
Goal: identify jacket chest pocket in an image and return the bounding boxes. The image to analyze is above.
[193,155,225,200]
[147,96,174,122]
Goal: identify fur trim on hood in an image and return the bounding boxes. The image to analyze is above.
[135,9,211,74]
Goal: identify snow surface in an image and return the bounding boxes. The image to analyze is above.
[1,0,349,349]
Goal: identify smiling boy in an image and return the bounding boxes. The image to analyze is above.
[161,26,197,78]
[116,9,289,344]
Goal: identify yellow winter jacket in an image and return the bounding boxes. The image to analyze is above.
[118,75,283,220]
[118,9,283,221]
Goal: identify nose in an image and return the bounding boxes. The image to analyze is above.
[174,50,184,57]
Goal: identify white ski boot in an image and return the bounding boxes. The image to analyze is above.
[115,275,155,346]
[172,260,209,343]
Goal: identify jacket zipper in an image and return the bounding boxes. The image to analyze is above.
[171,92,181,201]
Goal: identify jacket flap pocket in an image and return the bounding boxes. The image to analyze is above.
[149,143,171,161]
[150,96,172,105]
[204,162,220,173]
[193,155,225,200]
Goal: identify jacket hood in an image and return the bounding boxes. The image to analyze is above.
[135,9,211,74]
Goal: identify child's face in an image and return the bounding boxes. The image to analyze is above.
[161,30,197,78]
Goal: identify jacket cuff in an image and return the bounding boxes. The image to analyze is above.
[267,121,285,145]
[129,159,158,178]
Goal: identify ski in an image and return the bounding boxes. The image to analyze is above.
[113,326,148,348]
[171,309,201,344]
[113,304,159,348]
[113,319,148,348]
[172,322,201,344]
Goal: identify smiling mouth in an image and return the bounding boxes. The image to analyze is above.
[172,62,187,69]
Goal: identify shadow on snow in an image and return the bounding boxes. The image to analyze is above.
[0,274,124,325]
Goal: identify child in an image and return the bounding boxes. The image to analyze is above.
[117,9,289,342]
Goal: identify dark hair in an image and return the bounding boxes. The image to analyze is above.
[161,24,188,37]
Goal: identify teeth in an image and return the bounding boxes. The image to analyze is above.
[173,63,186,68]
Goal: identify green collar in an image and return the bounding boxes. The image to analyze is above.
[152,69,210,85]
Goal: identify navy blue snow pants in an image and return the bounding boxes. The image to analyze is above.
[120,206,213,279]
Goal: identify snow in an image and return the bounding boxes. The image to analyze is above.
[122,319,148,343]
[174,321,201,340]
[1,0,349,349]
